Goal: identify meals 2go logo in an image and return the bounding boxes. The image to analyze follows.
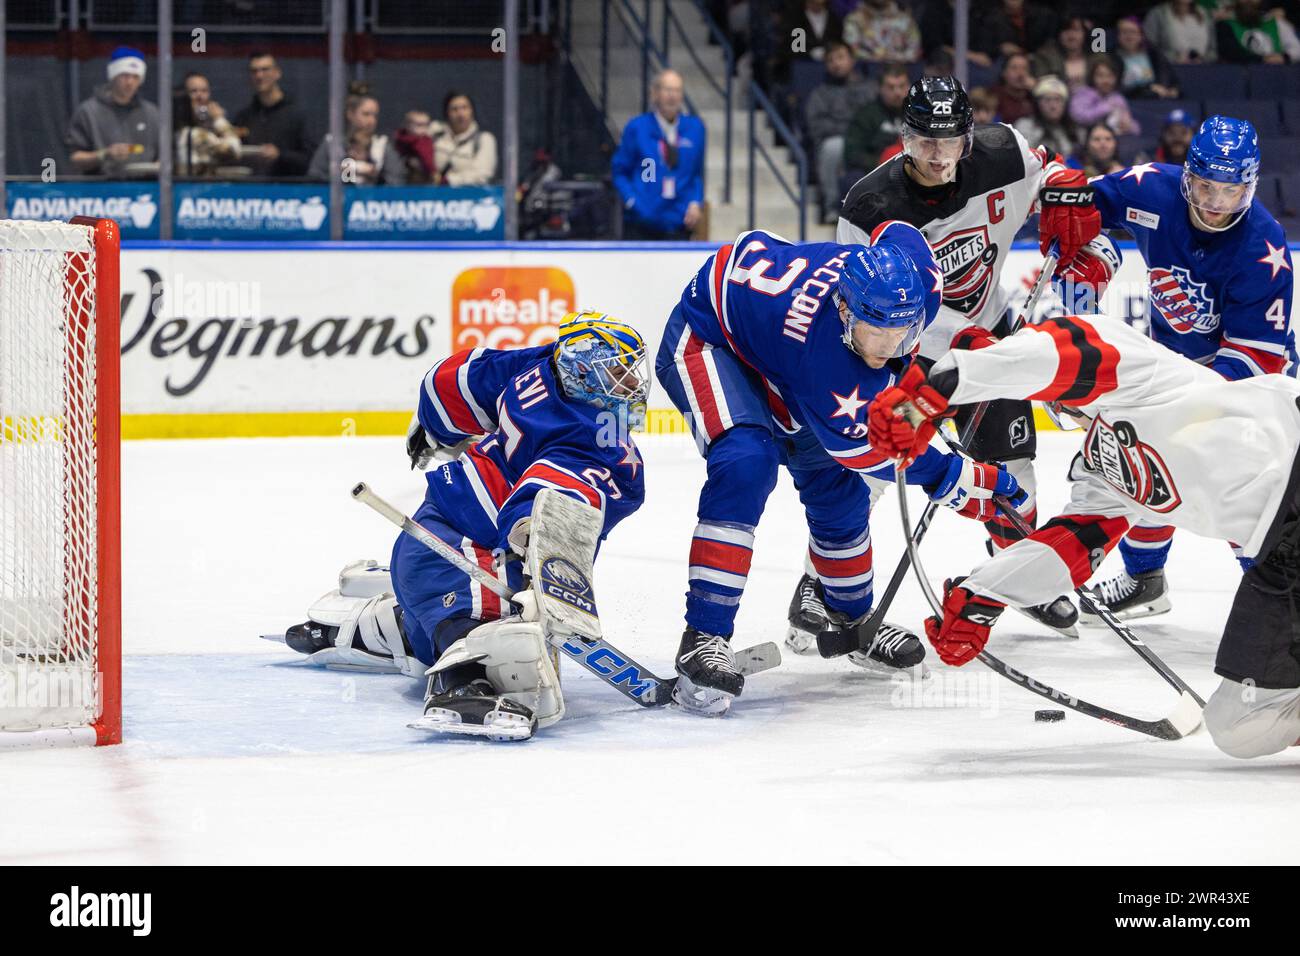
[50,886,151,936]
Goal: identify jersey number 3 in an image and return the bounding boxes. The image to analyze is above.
[728,240,808,296]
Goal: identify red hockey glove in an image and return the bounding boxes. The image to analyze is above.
[867,364,950,466]
[923,578,1006,666]
[950,325,998,352]
[1038,168,1101,265]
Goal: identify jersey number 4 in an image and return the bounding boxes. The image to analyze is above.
[1266,298,1287,332]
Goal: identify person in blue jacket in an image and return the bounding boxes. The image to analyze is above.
[612,69,706,240]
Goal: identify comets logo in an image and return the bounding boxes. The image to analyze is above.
[931,226,999,316]
[1083,418,1181,513]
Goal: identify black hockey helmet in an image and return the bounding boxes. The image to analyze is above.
[902,76,974,138]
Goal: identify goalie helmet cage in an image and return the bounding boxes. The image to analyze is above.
[0,217,121,749]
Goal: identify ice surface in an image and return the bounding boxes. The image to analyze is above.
[1,432,1295,865]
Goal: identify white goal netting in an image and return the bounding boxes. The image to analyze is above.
[0,221,101,732]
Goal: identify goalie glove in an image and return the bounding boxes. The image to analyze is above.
[867,363,952,466]
[405,412,477,471]
[924,577,1006,666]
[1038,168,1101,265]
[406,413,438,470]
[924,454,1027,521]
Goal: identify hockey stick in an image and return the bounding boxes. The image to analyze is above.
[351,482,781,707]
[895,471,1202,740]
[920,428,1207,709]
[819,243,1061,659]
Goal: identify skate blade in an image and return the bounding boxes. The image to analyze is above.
[671,676,734,717]
[784,626,819,655]
[408,710,535,741]
[846,654,931,681]
[1079,595,1171,626]
[1011,607,1080,639]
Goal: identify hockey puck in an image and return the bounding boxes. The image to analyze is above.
[1034,709,1066,722]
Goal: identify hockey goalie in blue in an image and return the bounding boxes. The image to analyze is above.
[655,223,1027,715]
[284,313,648,741]
[1052,115,1297,622]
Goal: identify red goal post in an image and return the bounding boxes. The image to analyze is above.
[0,217,121,748]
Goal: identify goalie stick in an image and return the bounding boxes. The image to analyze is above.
[819,243,1061,659]
[350,482,780,707]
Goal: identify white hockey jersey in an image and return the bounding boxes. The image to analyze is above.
[929,314,1300,607]
[838,123,1061,360]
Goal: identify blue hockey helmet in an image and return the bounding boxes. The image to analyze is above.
[554,311,649,429]
[837,244,927,360]
[1181,115,1259,232]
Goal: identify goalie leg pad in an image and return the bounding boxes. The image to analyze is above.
[525,488,605,644]
[432,618,565,727]
[301,569,422,678]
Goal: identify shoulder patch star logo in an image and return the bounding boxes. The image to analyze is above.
[1257,240,1292,281]
[831,386,869,421]
[617,440,641,479]
[1122,163,1159,184]
[928,266,943,294]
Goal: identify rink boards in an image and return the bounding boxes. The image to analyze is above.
[114,239,1300,439]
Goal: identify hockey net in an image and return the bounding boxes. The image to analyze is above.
[0,218,121,748]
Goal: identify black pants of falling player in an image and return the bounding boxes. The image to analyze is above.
[1204,449,1300,758]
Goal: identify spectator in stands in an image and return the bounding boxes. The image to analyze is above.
[842,0,921,64]
[922,49,956,78]
[1071,121,1125,176]
[1070,56,1140,135]
[1216,0,1300,62]
[1143,0,1218,63]
[969,86,999,125]
[1014,75,1078,157]
[432,92,499,185]
[921,0,994,68]
[1032,16,1092,93]
[233,52,314,177]
[612,69,706,241]
[843,63,910,175]
[805,41,872,221]
[394,110,436,185]
[67,47,160,177]
[1115,16,1181,98]
[309,93,406,185]
[992,52,1037,125]
[975,0,1059,61]
[1153,107,1195,163]
[775,0,845,82]
[174,72,242,177]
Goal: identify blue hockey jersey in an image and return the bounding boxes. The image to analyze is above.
[1092,162,1295,379]
[415,345,644,553]
[676,224,949,482]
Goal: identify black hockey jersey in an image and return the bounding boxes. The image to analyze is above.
[838,123,1063,358]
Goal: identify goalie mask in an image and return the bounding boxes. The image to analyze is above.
[554,312,649,429]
